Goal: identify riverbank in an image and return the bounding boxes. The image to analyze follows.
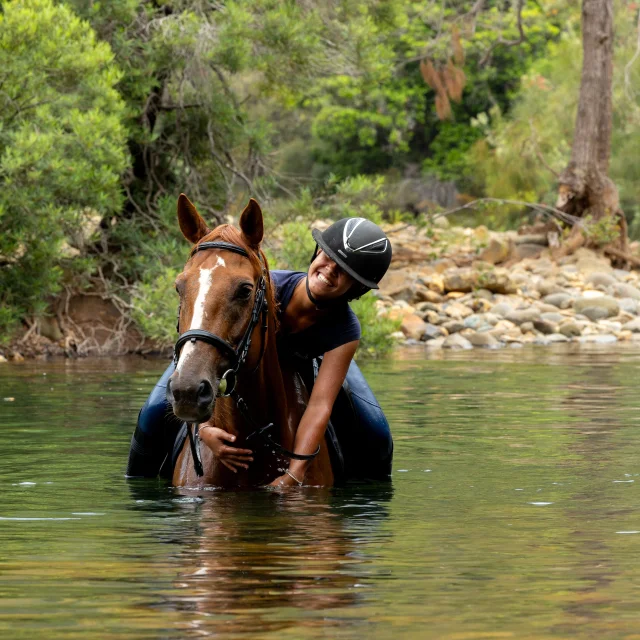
[3,218,640,361]
[377,220,640,351]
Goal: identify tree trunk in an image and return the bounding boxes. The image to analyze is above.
[555,0,627,257]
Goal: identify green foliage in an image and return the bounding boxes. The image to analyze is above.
[351,293,401,358]
[582,215,621,248]
[276,222,316,272]
[0,0,128,335]
[469,2,640,224]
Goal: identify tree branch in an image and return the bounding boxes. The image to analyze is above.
[433,197,582,227]
[624,9,640,100]
[479,0,528,67]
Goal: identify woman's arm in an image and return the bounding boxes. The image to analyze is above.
[269,339,358,487]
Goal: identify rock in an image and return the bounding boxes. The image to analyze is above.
[400,314,428,340]
[463,314,486,330]
[446,291,466,300]
[538,280,565,296]
[442,334,474,350]
[425,337,446,349]
[491,302,514,317]
[387,305,417,322]
[422,310,441,325]
[514,244,544,260]
[443,268,477,293]
[574,295,619,319]
[578,334,618,344]
[547,333,570,343]
[444,302,474,320]
[442,320,465,334]
[618,330,633,341]
[483,313,500,326]
[540,312,565,324]
[501,330,525,343]
[470,298,493,313]
[479,268,517,294]
[430,258,456,274]
[614,283,640,301]
[618,298,638,314]
[623,318,640,333]
[521,321,534,333]
[598,320,622,333]
[586,272,617,289]
[559,321,582,338]
[533,319,557,335]
[413,288,443,304]
[419,273,446,294]
[390,331,406,341]
[378,270,415,301]
[11,352,24,362]
[580,306,613,322]
[479,238,511,265]
[467,332,501,348]
[474,288,494,301]
[421,323,448,341]
[417,302,440,313]
[0,355,7,363]
[506,308,541,325]
[574,247,613,274]
[543,293,573,309]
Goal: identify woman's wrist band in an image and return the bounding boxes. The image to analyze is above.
[285,469,303,486]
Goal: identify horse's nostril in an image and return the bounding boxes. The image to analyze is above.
[166,378,176,403]
[197,380,214,408]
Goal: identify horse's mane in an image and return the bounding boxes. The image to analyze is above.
[201,224,280,334]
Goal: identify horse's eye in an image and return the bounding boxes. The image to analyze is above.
[235,283,253,301]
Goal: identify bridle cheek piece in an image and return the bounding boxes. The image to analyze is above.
[173,241,269,393]
[173,240,319,478]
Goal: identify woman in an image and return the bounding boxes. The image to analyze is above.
[127,217,393,486]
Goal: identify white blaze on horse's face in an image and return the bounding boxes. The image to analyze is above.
[176,256,226,373]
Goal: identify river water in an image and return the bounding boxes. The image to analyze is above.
[1,345,640,638]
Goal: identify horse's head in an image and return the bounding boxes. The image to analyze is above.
[167,194,271,423]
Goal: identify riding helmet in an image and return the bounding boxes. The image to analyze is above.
[311,218,392,290]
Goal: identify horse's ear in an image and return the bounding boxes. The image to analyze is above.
[177,193,210,244]
[239,198,264,248]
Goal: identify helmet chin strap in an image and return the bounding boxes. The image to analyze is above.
[305,273,331,309]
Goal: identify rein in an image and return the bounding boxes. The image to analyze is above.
[174,240,319,477]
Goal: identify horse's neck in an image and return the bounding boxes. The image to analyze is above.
[231,329,295,445]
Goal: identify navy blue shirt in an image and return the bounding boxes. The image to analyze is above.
[271,270,361,360]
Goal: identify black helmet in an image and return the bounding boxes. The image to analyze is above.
[311,218,392,290]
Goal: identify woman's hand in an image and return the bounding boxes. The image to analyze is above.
[199,425,253,473]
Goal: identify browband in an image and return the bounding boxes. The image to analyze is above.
[191,241,249,258]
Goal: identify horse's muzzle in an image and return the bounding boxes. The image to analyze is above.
[166,376,215,423]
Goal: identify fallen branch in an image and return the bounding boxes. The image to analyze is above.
[431,197,582,227]
[603,246,640,268]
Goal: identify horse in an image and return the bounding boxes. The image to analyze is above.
[167,194,334,488]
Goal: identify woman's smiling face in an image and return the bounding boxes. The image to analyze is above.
[307,250,354,300]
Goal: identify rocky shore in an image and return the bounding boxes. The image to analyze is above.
[376,221,640,351]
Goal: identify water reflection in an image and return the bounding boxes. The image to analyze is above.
[138,485,393,636]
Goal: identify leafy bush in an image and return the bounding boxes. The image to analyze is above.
[351,293,401,358]
[0,0,128,335]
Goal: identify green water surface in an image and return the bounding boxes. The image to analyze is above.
[2,345,640,639]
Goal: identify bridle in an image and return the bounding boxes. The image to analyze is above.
[173,240,319,477]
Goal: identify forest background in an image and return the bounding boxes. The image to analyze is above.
[1,0,639,356]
